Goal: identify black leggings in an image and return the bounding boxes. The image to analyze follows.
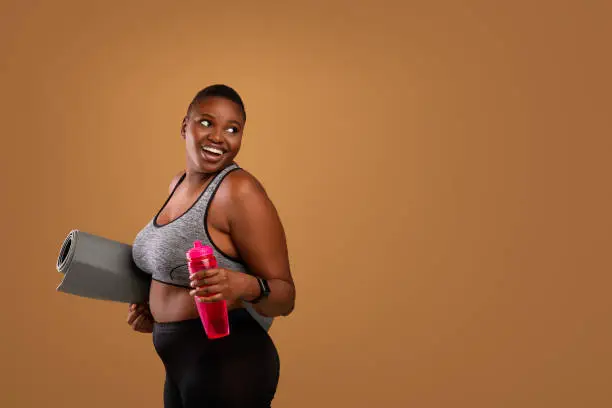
[152,308,280,408]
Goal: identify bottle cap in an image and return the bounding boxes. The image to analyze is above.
[186,240,213,260]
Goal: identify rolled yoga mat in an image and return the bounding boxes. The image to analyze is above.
[56,229,151,303]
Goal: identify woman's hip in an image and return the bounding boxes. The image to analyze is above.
[152,308,278,367]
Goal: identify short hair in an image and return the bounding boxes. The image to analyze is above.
[187,84,246,122]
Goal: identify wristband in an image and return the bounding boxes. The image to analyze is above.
[250,277,270,304]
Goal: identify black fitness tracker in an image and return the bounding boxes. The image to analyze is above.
[250,277,270,304]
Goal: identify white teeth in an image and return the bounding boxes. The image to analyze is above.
[202,146,223,155]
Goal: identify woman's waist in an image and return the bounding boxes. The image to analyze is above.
[149,279,245,323]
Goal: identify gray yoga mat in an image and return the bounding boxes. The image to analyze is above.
[55,229,151,303]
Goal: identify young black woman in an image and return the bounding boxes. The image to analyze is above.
[127,84,296,408]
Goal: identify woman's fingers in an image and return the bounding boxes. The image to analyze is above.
[189,283,225,297]
[127,310,140,325]
[190,274,224,288]
[129,303,147,313]
[188,269,234,303]
[126,303,153,333]
[127,305,150,325]
[189,268,222,281]
[131,314,145,330]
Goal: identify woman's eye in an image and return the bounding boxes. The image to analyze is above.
[200,120,211,127]
[227,127,238,133]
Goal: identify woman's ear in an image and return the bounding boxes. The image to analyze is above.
[180,116,188,139]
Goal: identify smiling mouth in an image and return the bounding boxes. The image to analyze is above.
[201,145,224,156]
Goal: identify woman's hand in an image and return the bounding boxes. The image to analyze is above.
[188,268,256,309]
[127,303,154,333]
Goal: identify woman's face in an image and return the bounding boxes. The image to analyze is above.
[182,96,245,174]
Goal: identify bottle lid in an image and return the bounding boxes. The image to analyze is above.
[186,240,213,260]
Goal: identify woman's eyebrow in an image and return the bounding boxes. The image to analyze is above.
[196,112,240,124]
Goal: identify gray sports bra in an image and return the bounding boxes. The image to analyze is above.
[131,163,273,331]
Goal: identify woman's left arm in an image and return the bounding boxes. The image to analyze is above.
[226,172,296,317]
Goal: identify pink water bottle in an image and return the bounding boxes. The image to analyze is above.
[186,241,230,339]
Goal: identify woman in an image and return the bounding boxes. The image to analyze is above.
[126,84,296,408]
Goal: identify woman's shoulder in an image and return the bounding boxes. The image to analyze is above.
[215,166,272,212]
[224,166,267,197]
[219,166,282,230]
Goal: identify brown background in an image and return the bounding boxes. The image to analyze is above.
[1,1,611,407]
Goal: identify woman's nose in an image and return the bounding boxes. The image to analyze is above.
[207,128,223,143]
